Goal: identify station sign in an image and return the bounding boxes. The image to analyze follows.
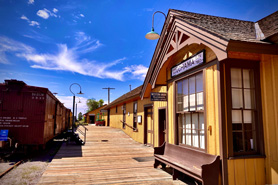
[171,50,205,77]
[151,92,167,101]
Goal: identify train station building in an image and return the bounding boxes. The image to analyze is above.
[105,9,278,184]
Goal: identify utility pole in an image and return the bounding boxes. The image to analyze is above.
[102,87,115,104]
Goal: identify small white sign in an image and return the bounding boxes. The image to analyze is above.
[171,51,205,77]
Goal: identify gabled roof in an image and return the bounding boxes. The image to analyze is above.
[141,9,278,99]
[85,104,107,115]
[104,85,142,109]
[171,9,278,43]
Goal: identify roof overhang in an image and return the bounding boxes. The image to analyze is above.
[141,9,229,99]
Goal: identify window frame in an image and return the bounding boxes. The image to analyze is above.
[225,60,264,157]
[133,101,138,131]
[175,70,206,151]
[122,104,126,129]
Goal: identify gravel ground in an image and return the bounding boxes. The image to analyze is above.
[0,139,63,185]
[0,161,48,185]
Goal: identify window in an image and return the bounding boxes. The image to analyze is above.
[122,104,126,128]
[116,106,117,113]
[225,60,264,157]
[230,68,257,154]
[176,72,205,150]
[133,101,138,131]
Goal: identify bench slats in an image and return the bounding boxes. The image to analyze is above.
[154,142,220,185]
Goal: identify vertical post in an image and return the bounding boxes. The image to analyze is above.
[102,87,115,104]
[76,103,78,122]
[72,95,75,134]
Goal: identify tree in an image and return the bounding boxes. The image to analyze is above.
[86,98,104,112]
[78,112,83,121]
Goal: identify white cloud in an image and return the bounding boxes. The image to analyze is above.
[0,35,148,81]
[53,8,58,13]
[28,0,34,4]
[20,15,28,20]
[88,21,92,24]
[30,21,40,26]
[124,65,148,80]
[80,14,85,17]
[56,95,88,114]
[37,8,59,19]
[0,36,35,64]
[20,15,40,28]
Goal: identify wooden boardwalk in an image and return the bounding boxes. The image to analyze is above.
[38,126,187,185]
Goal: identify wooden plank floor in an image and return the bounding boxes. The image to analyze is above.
[38,126,187,185]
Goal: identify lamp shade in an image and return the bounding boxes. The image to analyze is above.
[145,28,160,40]
[77,91,84,95]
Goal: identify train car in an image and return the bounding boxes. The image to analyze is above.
[0,79,71,147]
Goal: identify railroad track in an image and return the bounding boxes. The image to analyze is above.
[0,160,23,178]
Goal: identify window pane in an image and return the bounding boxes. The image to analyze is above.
[233,132,244,152]
[244,131,255,151]
[177,81,182,95]
[243,110,252,123]
[192,113,199,147]
[177,96,183,112]
[232,124,242,131]
[185,113,191,129]
[243,69,254,88]
[183,95,189,111]
[186,129,191,145]
[183,79,188,95]
[231,68,242,88]
[189,94,196,111]
[232,89,243,108]
[244,89,255,109]
[232,110,242,123]
[185,113,191,145]
[179,114,186,144]
[199,113,205,149]
[197,92,204,110]
[134,102,137,113]
[196,73,203,92]
[189,76,195,94]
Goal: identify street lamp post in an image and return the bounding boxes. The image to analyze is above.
[145,11,166,40]
[75,97,81,122]
[69,83,84,134]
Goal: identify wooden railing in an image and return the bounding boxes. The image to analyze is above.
[76,122,88,144]
[120,120,138,132]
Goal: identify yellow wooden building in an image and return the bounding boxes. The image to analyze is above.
[84,104,107,124]
[105,9,278,185]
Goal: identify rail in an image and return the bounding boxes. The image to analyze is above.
[120,120,138,132]
[76,122,88,144]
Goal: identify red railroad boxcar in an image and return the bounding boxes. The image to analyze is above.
[0,79,71,146]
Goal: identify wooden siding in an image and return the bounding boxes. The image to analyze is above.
[205,65,220,155]
[227,158,265,185]
[152,86,167,147]
[167,82,175,144]
[261,54,278,184]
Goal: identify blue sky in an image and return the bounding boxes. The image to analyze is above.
[0,0,277,114]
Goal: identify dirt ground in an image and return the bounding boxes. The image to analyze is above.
[0,139,63,185]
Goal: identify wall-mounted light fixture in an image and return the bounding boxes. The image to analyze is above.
[145,11,166,40]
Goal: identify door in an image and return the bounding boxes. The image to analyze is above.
[107,109,110,126]
[144,106,153,146]
[158,108,166,146]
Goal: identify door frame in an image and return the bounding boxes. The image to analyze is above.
[144,104,153,146]
[158,107,167,146]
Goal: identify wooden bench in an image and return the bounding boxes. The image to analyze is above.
[154,142,220,185]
